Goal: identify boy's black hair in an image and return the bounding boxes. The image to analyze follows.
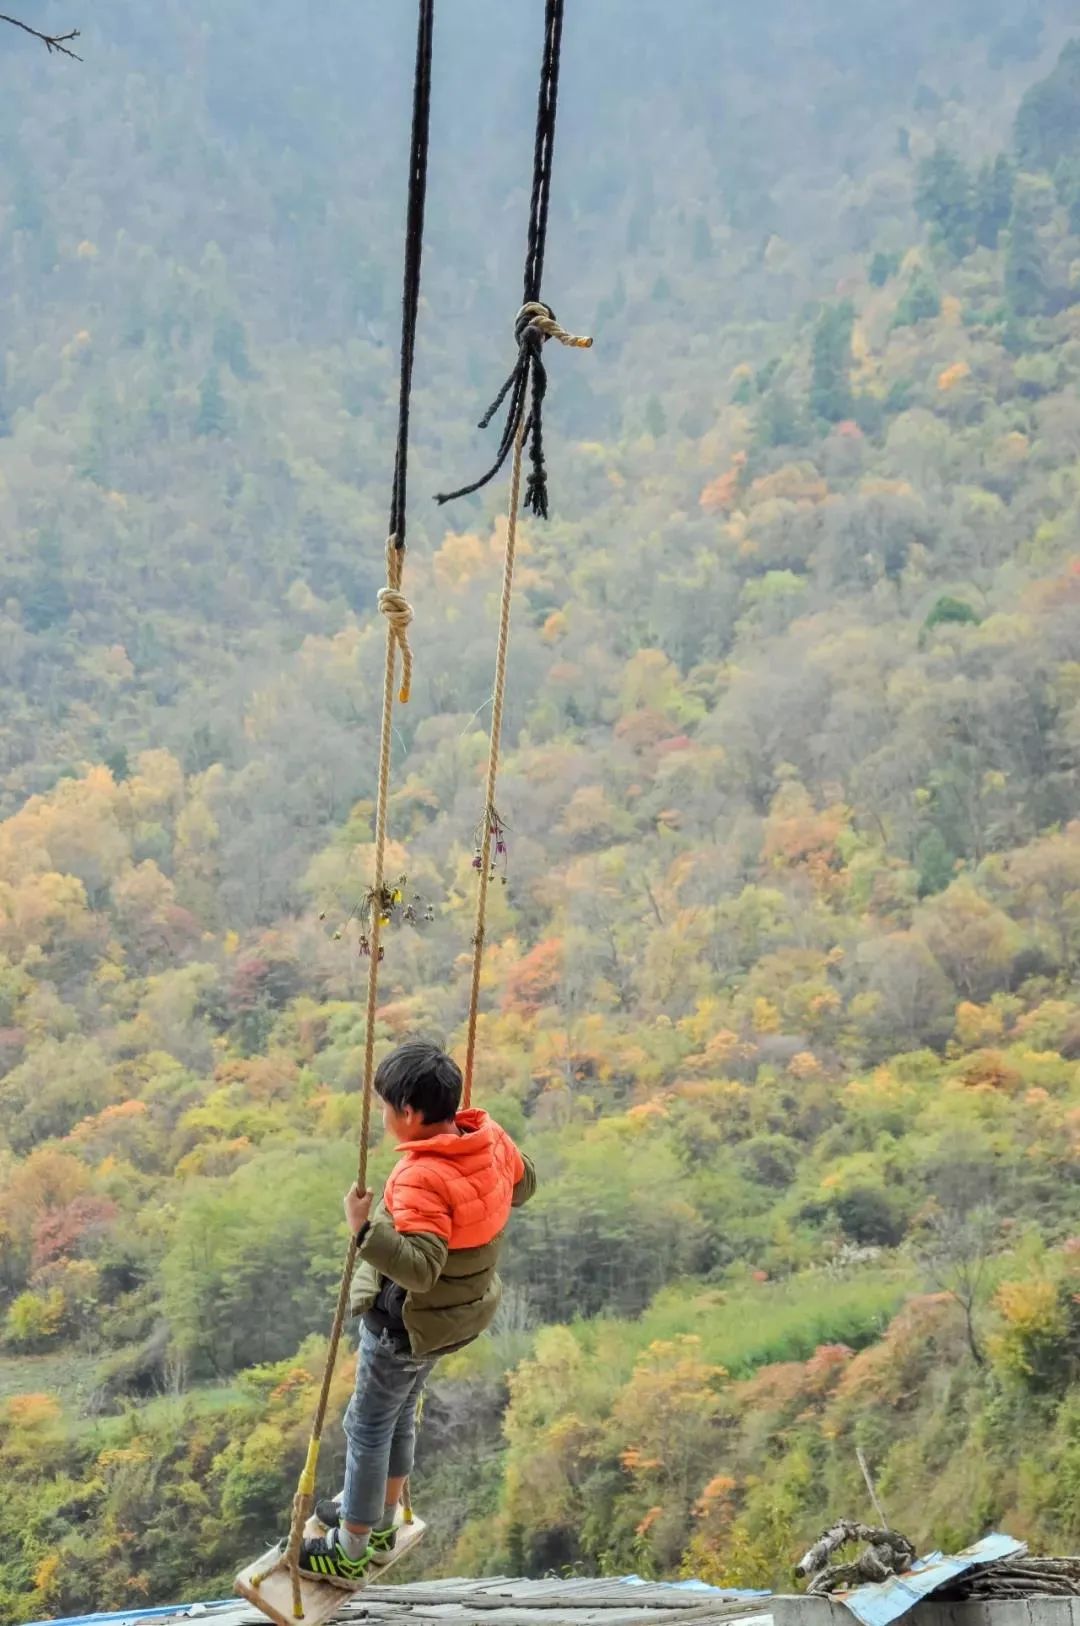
[374,1041,462,1124]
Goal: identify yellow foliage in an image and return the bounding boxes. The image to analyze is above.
[620,648,690,721]
[98,1444,151,1469]
[627,1097,669,1120]
[989,1278,1070,1382]
[5,1392,61,1429]
[1,870,92,957]
[954,1001,1005,1048]
[940,295,963,326]
[34,1550,61,1598]
[996,1278,1063,1337]
[752,997,780,1034]
[433,530,493,588]
[126,749,185,818]
[0,766,129,887]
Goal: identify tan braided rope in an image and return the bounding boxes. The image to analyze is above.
[461,309,589,1107]
[519,299,593,350]
[272,538,413,1618]
[461,416,527,1109]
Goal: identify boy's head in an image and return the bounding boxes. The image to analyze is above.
[375,1041,463,1141]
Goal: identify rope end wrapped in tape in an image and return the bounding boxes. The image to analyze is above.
[296,1437,320,1498]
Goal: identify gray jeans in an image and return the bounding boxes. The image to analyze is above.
[341,1325,437,1528]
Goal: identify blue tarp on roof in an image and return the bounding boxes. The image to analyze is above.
[26,1602,235,1626]
[620,1575,771,1597]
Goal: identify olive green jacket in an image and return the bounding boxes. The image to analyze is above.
[350,1153,536,1357]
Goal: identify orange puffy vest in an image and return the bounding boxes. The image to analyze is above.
[383,1108,525,1249]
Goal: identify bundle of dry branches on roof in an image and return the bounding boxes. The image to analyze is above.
[795,1522,917,1595]
[940,1559,1080,1600]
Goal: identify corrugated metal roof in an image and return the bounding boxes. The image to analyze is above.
[835,1533,1027,1626]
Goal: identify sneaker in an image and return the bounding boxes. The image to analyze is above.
[313,1497,401,1564]
[298,1530,375,1590]
[369,1524,398,1565]
[314,1496,342,1529]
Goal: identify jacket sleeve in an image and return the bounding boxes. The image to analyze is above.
[512,1150,537,1208]
[358,1210,448,1293]
[349,1255,381,1319]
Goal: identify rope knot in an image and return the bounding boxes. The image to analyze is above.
[516,300,593,351]
[436,302,592,520]
[378,547,414,704]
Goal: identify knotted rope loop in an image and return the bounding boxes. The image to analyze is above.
[378,537,414,705]
[517,299,593,350]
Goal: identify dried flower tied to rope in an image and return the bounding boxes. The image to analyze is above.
[472,808,509,883]
[320,873,435,959]
[796,1522,916,1595]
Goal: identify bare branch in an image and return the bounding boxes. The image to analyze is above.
[0,14,81,58]
[796,1522,916,1595]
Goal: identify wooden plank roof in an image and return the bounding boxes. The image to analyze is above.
[143,1576,773,1626]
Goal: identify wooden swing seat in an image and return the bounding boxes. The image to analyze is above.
[235,1514,426,1626]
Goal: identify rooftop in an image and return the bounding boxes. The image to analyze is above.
[44,1577,773,1626]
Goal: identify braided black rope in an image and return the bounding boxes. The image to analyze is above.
[389,0,435,548]
[436,0,566,521]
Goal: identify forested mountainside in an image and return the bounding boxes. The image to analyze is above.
[3,4,1080,1619]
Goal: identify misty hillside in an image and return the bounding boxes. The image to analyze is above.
[2,2,1080,1618]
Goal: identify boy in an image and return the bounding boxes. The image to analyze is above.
[299,1040,535,1586]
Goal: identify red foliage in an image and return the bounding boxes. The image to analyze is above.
[614,709,682,756]
[734,1341,853,1420]
[502,939,564,1016]
[31,1195,119,1269]
[229,951,300,1013]
[699,468,741,513]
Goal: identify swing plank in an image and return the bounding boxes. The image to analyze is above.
[235,1517,426,1626]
